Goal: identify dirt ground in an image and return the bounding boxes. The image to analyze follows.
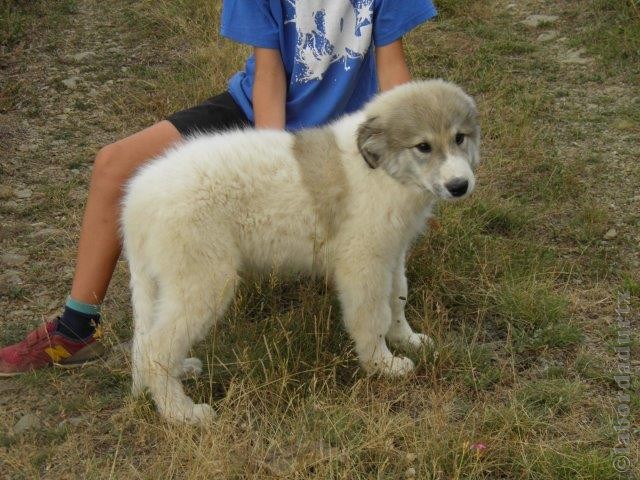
[1,0,638,478]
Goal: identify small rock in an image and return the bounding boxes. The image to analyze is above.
[1,253,27,266]
[14,413,40,434]
[559,48,592,64]
[604,228,618,240]
[521,14,559,28]
[14,188,32,199]
[537,30,559,42]
[69,416,84,426]
[613,119,635,132]
[6,310,27,319]
[405,452,417,463]
[71,51,95,62]
[404,467,417,478]
[32,228,65,238]
[0,383,20,404]
[47,299,61,310]
[0,185,13,199]
[58,416,85,428]
[62,76,81,89]
[68,188,86,202]
[0,270,23,287]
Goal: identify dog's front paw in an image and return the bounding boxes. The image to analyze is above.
[388,332,433,351]
[189,403,215,425]
[164,402,215,425]
[405,333,433,350]
[369,355,415,377]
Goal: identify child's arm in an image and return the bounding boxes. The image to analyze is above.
[253,47,286,129]
[375,38,411,92]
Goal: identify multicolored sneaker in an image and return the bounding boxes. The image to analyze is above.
[0,317,106,377]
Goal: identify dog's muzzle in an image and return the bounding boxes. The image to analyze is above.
[445,178,469,197]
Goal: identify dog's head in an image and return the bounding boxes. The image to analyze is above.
[357,80,480,200]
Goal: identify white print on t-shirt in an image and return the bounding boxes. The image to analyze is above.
[287,0,374,83]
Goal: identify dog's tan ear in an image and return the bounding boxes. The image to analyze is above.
[357,116,386,169]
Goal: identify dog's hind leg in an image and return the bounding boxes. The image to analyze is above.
[136,263,238,424]
[386,255,433,351]
[179,357,203,379]
[334,260,415,377]
[129,261,158,397]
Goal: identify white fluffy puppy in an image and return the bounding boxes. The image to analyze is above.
[122,80,481,424]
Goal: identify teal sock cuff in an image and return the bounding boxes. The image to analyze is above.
[65,296,101,316]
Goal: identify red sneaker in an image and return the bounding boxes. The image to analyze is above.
[0,317,106,377]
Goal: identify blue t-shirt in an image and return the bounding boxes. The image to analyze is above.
[221,0,437,130]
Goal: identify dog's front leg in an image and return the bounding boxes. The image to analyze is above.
[335,261,415,376]
[386,255,433,350]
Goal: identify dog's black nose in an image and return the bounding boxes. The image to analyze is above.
[445,178,469,197]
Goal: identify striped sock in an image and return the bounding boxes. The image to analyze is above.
[55,297,101,340]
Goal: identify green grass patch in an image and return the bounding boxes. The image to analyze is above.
[441,340,503,391]
[493,279,568,330]
[517,379,585,416]
[0,0,33,47]
[0,0,78,47]
[621,273,640,297]
[517,447,622,480]
[577,0,640,74]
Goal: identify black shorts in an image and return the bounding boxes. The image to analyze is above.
[166,91,251,137]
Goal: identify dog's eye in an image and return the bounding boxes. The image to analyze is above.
[455,133,465,145]
[415,142,432,153]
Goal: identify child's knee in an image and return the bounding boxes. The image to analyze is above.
[92,142,130,189]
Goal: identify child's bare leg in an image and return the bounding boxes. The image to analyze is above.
[0,120,182,376]
[71,120,182,304]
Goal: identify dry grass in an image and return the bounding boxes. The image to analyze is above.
[0,0,639,478]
